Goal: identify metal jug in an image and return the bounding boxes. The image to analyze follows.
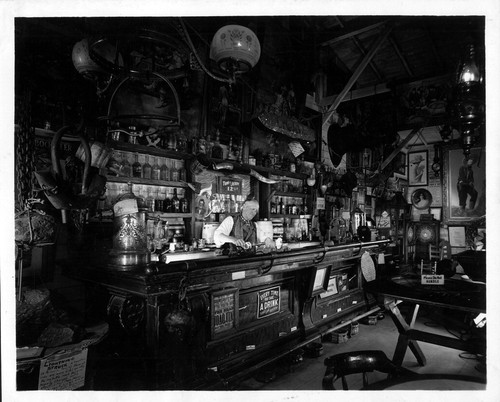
[108,182,150,268]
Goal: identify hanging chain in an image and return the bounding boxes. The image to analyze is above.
[15,89,36,212]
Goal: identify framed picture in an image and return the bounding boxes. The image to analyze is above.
[442,145,485,224]
[430,207,442,221]
[308,265,332,297]
[210,288,239,339]
[408,150,428,186]
[393,151,408,179]
[411,188,433,210]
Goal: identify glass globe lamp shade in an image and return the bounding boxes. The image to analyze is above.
[72,38,122,79]
[210,25,261,74]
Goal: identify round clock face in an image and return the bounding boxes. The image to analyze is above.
[407,226,414,244]
[417,224,435,243]
[432,162,441,172]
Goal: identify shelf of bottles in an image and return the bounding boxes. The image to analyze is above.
[104,182,190,216]
[268,174,310,218]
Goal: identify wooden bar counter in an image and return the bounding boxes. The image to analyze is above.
[65,239,389,390]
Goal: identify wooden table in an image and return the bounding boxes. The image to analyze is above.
[364,275,486,367]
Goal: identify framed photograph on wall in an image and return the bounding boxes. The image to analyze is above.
[442,145,485,224]
[393,151,408,179]
[408,150,428,186]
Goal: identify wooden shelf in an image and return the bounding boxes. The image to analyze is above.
[147,212,191,219]
[109,141,193,160]
[273,191,307,198]
[106,175,188,188]
[270,214,312,219]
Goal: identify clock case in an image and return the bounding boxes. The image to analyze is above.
[405,220,440,264]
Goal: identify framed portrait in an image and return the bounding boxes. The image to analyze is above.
[308,265,332,297]
[411,188,433,210]
[393,151,408,179]
[442,145,485,224]
[408,150,428,186]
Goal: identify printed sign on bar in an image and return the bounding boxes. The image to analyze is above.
[211,288,239,338]
[257,286,281,319]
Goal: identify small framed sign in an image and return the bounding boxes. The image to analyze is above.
[217,177,242,195]
[257,286,281,319]
[211,288,239,338]
[308,265,332,297]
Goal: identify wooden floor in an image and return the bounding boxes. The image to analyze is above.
[236,304,487,391]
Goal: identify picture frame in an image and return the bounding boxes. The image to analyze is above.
[393,151,408,179]
[210,288,239,339]
[442,145,485,224]
[408,150,428,186]
[430,207,442,221]
[308,265,332,297]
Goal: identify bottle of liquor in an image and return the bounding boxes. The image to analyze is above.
[163,188,172,213]
[132,153,142,178]
[155,187,164,212]
[136,185,146,210]
[146,187,155,211]
[278,197,284,215]
[270,197,277,214]
[302,197,309,215]
[180,189,189,213]
[151,156,161,181]
[178,161,187,182]
[142,155,152,179]
[121,152,132,177]
[172,188,180,213]
[291,199,298,215]
[211,130,223,159]
[170,160,180,182]
[206,133,213,158]
[160,158,169,181]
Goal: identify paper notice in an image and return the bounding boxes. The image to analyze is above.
[288,141,305,157]
[38,348,88,390]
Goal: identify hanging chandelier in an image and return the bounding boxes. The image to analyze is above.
[454,43,485,157]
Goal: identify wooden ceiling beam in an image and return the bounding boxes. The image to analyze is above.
[388,34,414,78]
[335,17,384,82]
[322,23,394,127]
[320,19,388,47]
[319,83,390,107]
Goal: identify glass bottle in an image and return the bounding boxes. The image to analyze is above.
[146,187,155,212]
[142,155,152,180]
[155,187,164,212]
[121,152,132,177]
[136,185,146,210]
[270,197,277,214]
[172,188,180,213]
[278,197,284,215]
[211,130,223,159]
[170,160,180,182]
[151,156,161,181]
[163,188,172,213]
[206,133,213,158]
[178,161,187,182]
[160,158,170,181]
[291,199,298,215]
[180,189,189,213]
[132,153,142,178]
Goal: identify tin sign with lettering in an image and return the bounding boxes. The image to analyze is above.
[257,286,281,319]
